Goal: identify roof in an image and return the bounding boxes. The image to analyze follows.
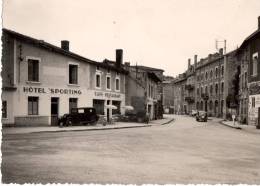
[131,65,164,72]
[3,28,128,74]
[239,29,260,50]
[147,72,162,83]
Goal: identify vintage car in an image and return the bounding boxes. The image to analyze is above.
[58,107,99,126]
[191,109,198,117]
[196,111,208,122]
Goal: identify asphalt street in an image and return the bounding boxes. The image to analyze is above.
[2,115,260,184]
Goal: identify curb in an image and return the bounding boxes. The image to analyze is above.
[30,124,152,134]
[219,120,242,130]
[160,118,175,125]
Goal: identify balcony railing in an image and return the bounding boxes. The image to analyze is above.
[185,84,194,91]
[201,93,209,100]
[184,96,195,103]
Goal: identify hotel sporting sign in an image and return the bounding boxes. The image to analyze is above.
[23,87,82,95]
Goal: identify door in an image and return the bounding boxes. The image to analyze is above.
[51,97,59,125]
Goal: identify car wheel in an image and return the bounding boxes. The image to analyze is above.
[66,119,72,126]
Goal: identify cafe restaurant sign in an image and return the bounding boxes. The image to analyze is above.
[94,91,121,99]
[23,87,82,95]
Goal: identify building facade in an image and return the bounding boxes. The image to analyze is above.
[125,63,162,120]
[1,29,127,126]
[241,17,260,126]
[162,76,175,114]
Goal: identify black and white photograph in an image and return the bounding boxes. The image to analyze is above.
[1,0,260,184]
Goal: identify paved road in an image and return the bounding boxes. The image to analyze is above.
[2,115,260,184]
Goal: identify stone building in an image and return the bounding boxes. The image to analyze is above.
[124,64,162,120]
[162,76,175,114]
[194,50,225,117]
[173,73,187,114]
[1,29,128,126]
[129,65,164,119]
[240,17,260,126]
[184,58,196,114]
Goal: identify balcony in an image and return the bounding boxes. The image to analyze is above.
[185,84,194,91]
[184,96,195,103]
[201,93,209,100]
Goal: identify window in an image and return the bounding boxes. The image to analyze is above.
[205,72,208,80]
[197,88,200,96]
[2,101,7,118]
[244,72,247,88]
[215,67,218,78]
[112,101,121,115]
[221,82,224,93]
[210,85,213,95]
[210,70,213,79]
[205,86,208,94]
[106,76,111,90]
[28,59,39,82]
[69,64,78,84]
[221,66,224,76]
[252,97,255,108]
[93,99,104,115]
[215,83,218,94]
[96,66,100,71]
[252,53,258,76]
[28,97,39,115]
[96,74,101,88]
[69,98,78,113]
[115,78,120,91]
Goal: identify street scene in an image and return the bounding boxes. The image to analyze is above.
[2,0,260,185]
[2,115,260,184]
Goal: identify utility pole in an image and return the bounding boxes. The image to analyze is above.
[216,39,227,118]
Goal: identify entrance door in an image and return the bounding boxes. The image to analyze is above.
[107,100,110,122]
[51,97,59,125]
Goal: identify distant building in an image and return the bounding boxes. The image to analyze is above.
[124,63,162,120]
[162,76,175,114]
[173,73,187,114]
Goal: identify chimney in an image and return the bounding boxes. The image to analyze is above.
[188,58,191,69]
[258,16,260,30]
[194,55,197,68]
[116,49,123,68]
[61,40,69,51]
[219,48,223,56]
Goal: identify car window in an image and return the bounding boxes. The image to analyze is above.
[78,109,84,113]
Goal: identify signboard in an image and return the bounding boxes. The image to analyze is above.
[94,91,121,99]
[23,87,82,95]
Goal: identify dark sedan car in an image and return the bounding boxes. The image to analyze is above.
[59,107,99,126]
[196,111,208,122]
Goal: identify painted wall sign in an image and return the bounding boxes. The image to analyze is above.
[23,87,82,95]
[94,91,121,98]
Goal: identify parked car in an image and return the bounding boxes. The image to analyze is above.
[191,109,198,116]
[196,111,208,122]
[59,107,99,126]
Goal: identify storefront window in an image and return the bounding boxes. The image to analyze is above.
[69,64,78,84]
[2,101,7,118]
[112,101,121,115]
[28,59,39,82]
[28,96,39,115]
[93,99,104,115]
[69,98,78,113]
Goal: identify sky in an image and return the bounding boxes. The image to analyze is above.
[2,0,260,76]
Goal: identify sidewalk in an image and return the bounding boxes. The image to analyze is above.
[220,120,260,134]
[2,115,174,135]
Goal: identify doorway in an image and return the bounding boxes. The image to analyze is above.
[51,97,59,125]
